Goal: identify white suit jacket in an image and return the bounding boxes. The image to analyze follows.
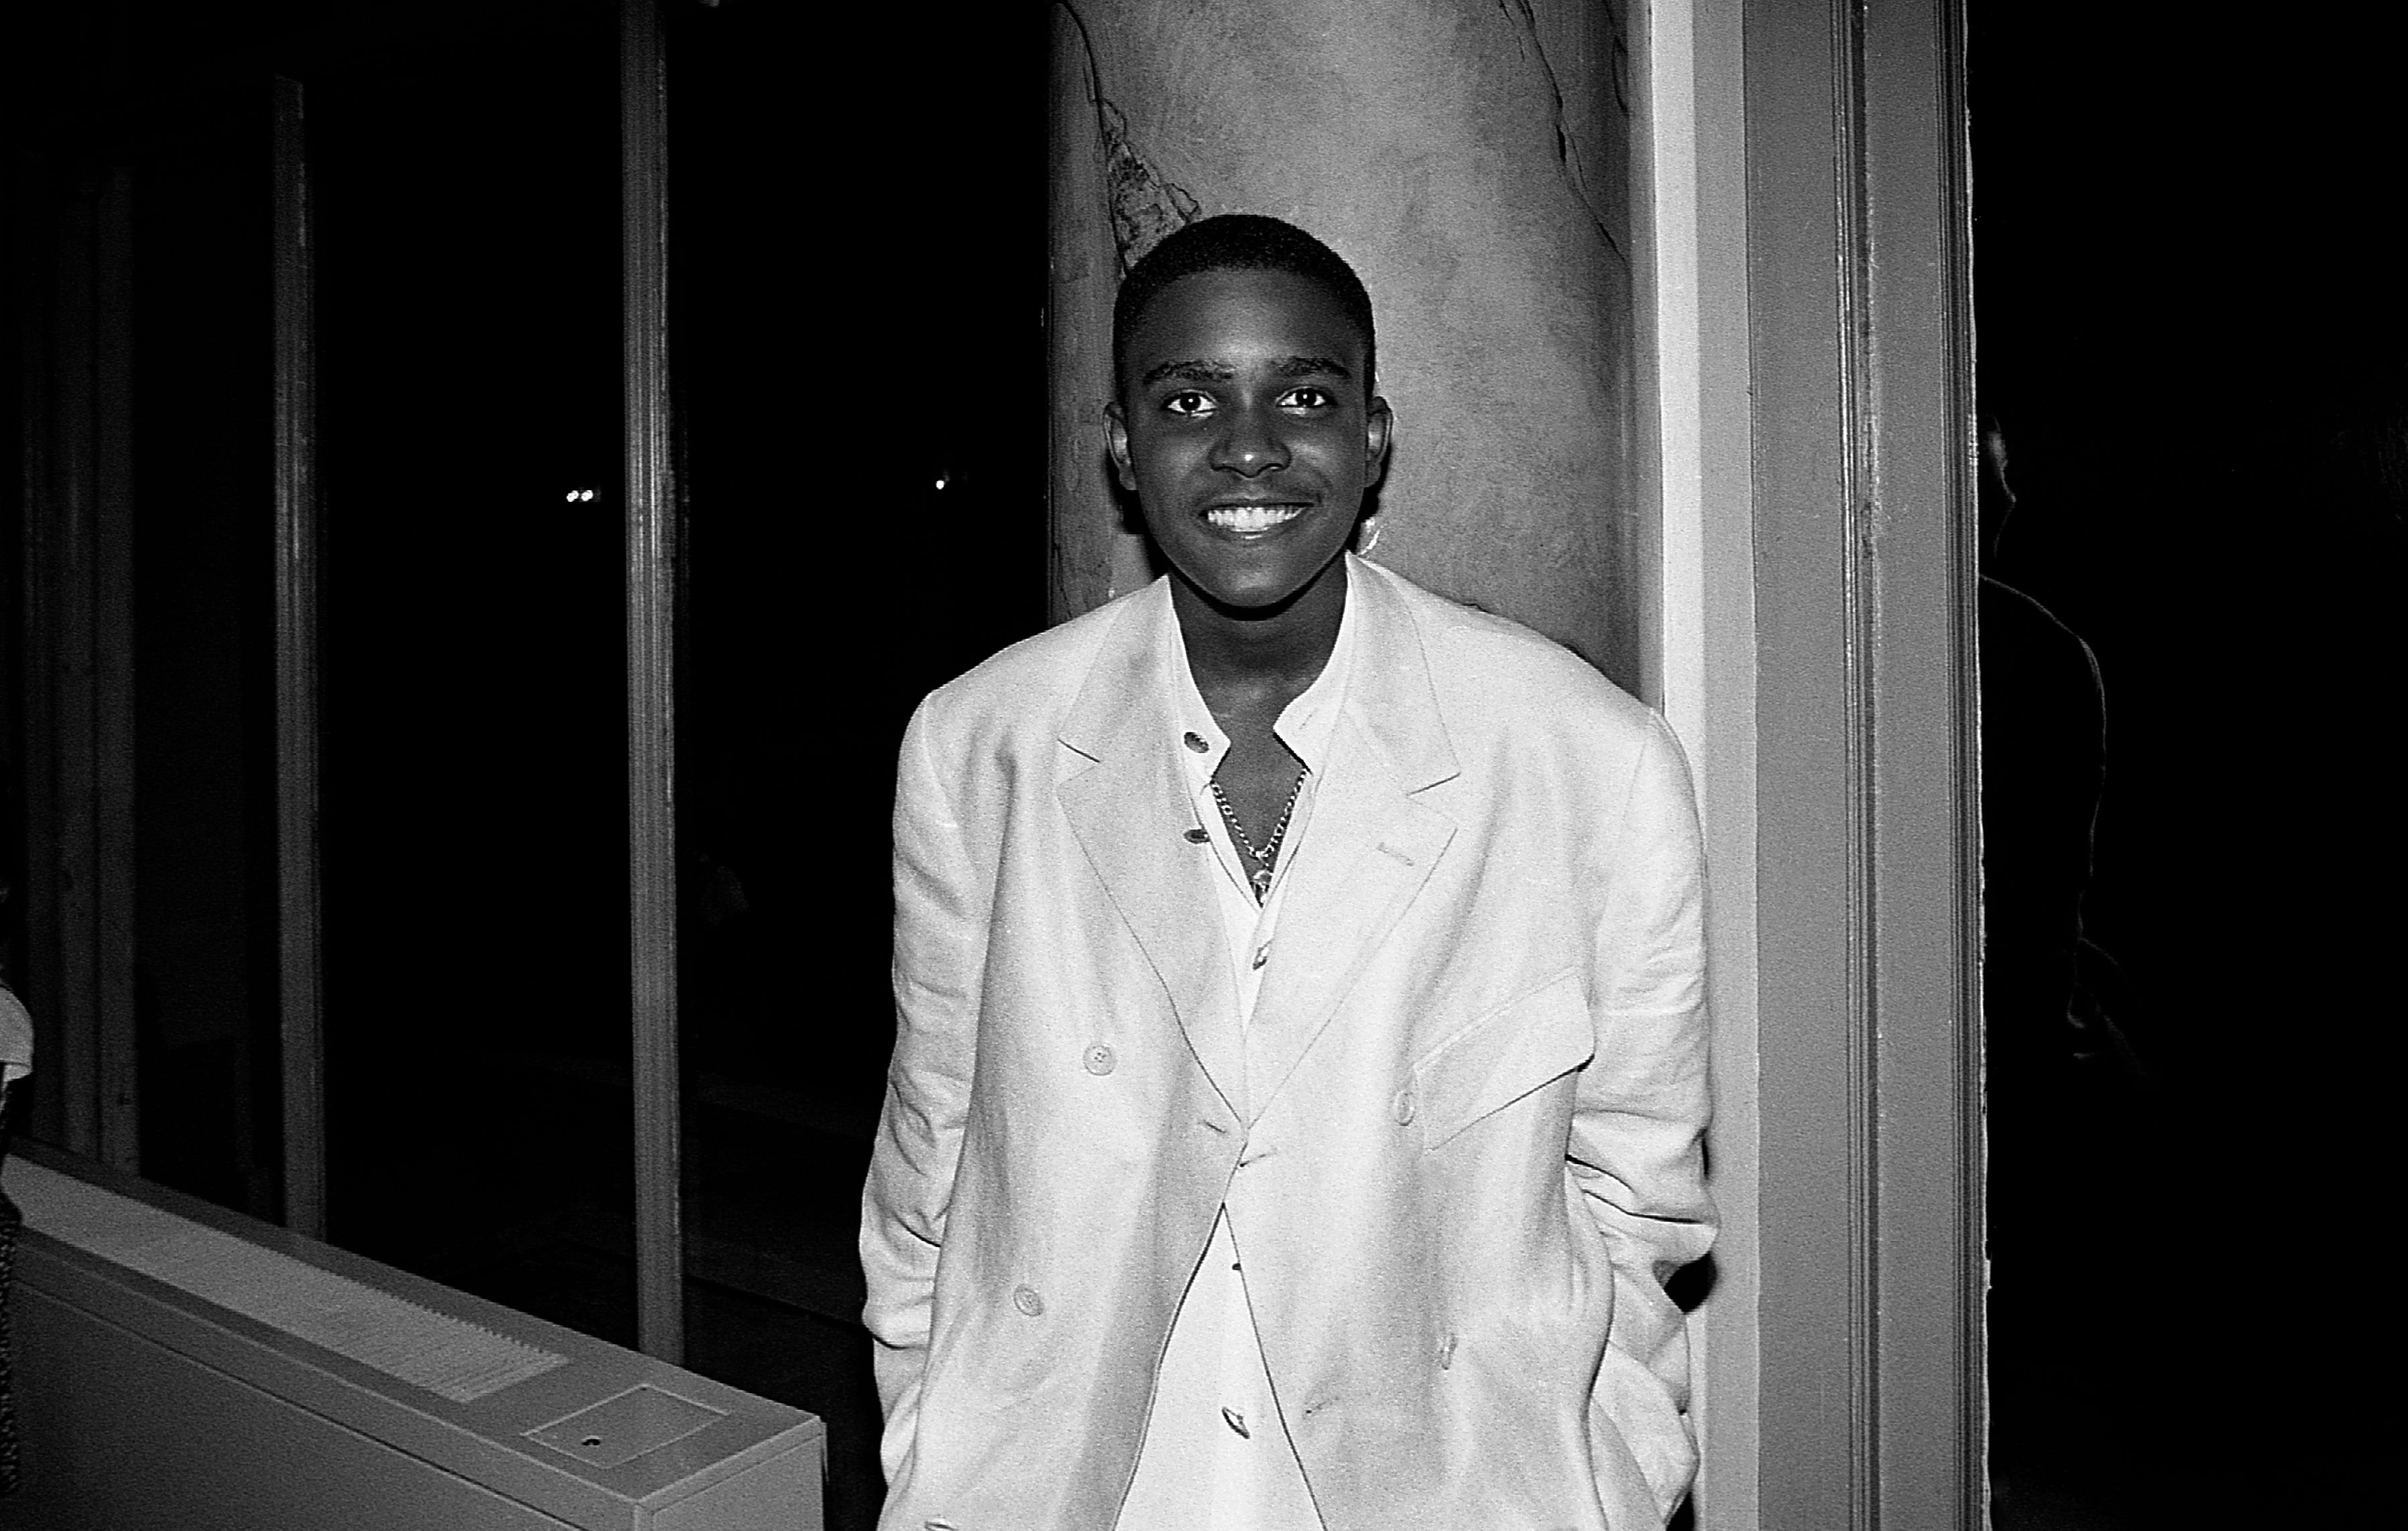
[862,555,1714,1531]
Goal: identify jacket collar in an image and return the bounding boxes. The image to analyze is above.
[1055,556,1460,1123]
[1056,555,1458,789]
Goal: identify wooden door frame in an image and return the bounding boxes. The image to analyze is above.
[1748,0,1982,1522]
[1643,1,1981,1524]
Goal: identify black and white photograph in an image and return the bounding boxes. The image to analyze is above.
[0,3,2397,1528]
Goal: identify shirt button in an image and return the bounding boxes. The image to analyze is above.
[1184,731,1210,753]
[1012,1284,1045,1317]
[1252,943,1270,970]
[1083,1043,1116,1076]
[1184,826,1211,843]
[1221,1406,1251,1439]
[1393,1086,1417,1126]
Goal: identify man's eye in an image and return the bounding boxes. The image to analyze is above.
[1162,391,1215,417]
[1280,386,1335,410]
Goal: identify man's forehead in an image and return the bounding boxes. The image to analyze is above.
[1136,269,1362,337]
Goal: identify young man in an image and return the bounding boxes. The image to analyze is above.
[862,215,1712,1530]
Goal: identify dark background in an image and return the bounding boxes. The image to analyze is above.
[3,3,1047,1525]
[1971,4,2403,1524]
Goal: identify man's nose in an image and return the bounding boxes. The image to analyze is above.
[1209,404,1291,476]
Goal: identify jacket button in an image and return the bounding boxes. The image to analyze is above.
[1392,1086,1417,1126]
[1083,1043,1116,1076]
[1184,731,1210,753]
[1184,826,1211,843]
[1437,1332,1458,1370]
[1012,1284,1045,1317]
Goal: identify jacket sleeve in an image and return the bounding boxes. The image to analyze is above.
[1568,715,1716,1522]
[860,698,985,1487]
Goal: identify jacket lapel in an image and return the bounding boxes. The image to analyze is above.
[1243,558,1460,1119]
[1056,584,1250,1120]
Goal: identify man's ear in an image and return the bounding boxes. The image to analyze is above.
[1104,400,1137,491]
[1364,396,1395,489]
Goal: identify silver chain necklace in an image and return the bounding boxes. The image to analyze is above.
[1209,769,1306,902]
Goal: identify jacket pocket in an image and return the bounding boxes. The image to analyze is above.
[1412,969,1595,1152]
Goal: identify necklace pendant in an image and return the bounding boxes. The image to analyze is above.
[1250,867,1274,900]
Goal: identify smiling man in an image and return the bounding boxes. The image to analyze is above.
[862,215,1714,1530]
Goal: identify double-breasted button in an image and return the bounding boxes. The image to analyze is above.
[1012,1284,1045,1317]
[1183,731,1210,753]
[1392,1085,1418,1126]
[1083,1043,1116,1076]
[1184,826,1211,843]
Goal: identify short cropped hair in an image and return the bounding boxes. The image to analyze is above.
[1112,214,1377,400]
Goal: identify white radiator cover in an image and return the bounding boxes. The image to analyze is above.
[3,1147,824,1530]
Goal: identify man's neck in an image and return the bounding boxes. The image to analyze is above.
[1170,553,1348,718]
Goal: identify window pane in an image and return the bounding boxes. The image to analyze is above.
[306,5,635,1344]
[129,89,282,1218]
[0,15,287,1216]
[664,3,1046,1520]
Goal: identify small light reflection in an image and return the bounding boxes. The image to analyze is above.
[935,477,948,491]
[564,488,597,503]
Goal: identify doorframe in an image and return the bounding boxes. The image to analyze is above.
[1642,1,1982,1524]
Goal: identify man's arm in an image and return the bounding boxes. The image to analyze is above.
[860,700,984,1486]
[1568,716,1716,1520]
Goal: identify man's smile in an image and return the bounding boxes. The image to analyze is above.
[1201,501,1309,534]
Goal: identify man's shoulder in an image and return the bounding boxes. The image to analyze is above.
[1359,558,1658,740]
[913,580,1154,738]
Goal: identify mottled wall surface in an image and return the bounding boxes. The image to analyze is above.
[1049,0,1641,686]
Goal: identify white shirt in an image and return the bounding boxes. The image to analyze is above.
[1114,590,1358,1531]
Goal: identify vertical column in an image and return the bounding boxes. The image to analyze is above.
[27,168,142,1170]
[1046,6,1130,623]
[1635,1,1763,1524]
[1047,0,1649,692]
[90,164,139,1174]
[29,187,105,1161]
[621,0,684,1365]
[272,76,328,1239]
[1746,0,1979,1524]
[9,143,66,1147]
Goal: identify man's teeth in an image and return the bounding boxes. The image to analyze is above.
[1205,504,1304,533]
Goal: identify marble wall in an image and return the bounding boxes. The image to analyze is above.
[1047,0,1645,689]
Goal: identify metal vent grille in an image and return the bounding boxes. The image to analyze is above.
[7,1158,569,1403]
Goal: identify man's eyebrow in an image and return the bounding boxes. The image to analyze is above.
[1138,355,1355,386]
[1271,355,1352,380]
[1140,359,1235,386]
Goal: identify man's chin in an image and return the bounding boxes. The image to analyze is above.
[1172,558,1347,623]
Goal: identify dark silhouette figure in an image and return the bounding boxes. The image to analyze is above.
[1978,422,2162,1528]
